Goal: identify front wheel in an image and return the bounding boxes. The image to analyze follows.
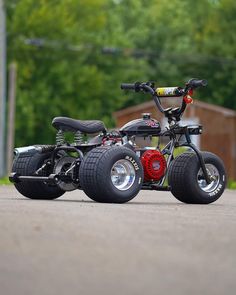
[168,152,226,204]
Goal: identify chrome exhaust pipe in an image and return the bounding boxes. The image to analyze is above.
[14,146,43,156]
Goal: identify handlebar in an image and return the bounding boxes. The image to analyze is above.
[186,78,208,89]
[120,83,136,90]
[121,82,156,95]
[121,78,207,95]
[120,82,155,94]
[120,78,207,119]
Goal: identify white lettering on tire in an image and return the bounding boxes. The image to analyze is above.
[125,156,140,171]
[209,184,222,197]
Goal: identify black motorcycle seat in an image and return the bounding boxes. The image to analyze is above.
[52,117,106,133]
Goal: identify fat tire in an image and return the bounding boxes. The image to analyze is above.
[79,146,143,203]
[12,153,64,199]
[168,152,226,204]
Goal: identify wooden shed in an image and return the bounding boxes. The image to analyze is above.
[113,99,236,180]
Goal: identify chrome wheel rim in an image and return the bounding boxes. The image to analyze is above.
[197,164,220,193]
[111,159,136,191]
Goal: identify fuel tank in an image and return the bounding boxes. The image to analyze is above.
[119,114,161,136]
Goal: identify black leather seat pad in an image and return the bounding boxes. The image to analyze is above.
[52,117,106,133]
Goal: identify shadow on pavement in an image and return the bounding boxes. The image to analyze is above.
[5,197,224,207]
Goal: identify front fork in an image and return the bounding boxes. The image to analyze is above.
[179,142,211,184]
[181,128,211,184]
[161,131,212,185]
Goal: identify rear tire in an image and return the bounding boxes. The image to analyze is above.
[168,152,226,204]
[12,152,64,200]
[79,146,143,203]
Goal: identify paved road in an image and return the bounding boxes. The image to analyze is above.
[0,186,236,295]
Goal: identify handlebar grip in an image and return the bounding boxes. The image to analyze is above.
[187,78,208,89]
[120,83,136,90]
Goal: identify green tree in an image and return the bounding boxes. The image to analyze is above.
[6,0,236,147]
[7,0,146,145]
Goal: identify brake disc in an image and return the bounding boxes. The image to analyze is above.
[53,156,79,191]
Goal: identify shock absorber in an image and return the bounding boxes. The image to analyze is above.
[74,131,83,145]
[56,130,65,145]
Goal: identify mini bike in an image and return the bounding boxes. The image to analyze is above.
[10,78,226,203]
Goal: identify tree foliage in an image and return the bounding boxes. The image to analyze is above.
[5,0,236,146]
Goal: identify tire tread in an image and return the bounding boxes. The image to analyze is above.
[12,153,64,199]
[80,146,143,203]
[168,152,226,204]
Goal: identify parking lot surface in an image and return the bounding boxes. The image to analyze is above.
[0,186,236,295]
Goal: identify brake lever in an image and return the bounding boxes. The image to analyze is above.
[183,88,193,104]
[140,83,155,95]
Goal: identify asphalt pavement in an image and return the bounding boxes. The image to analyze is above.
[0,185,236,295]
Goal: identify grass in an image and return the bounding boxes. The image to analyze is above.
[228,179,236,190]
[0,176,11,185]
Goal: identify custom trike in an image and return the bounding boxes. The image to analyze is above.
[10,78,226,203]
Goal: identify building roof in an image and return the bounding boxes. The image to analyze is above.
[113,99,236,118]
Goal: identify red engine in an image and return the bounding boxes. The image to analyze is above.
[141,150,167,181]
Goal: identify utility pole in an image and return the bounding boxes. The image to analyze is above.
[0,0,6,177]
[7,63,17,174]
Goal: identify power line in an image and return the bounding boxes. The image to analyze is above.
[20,37,236,66]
